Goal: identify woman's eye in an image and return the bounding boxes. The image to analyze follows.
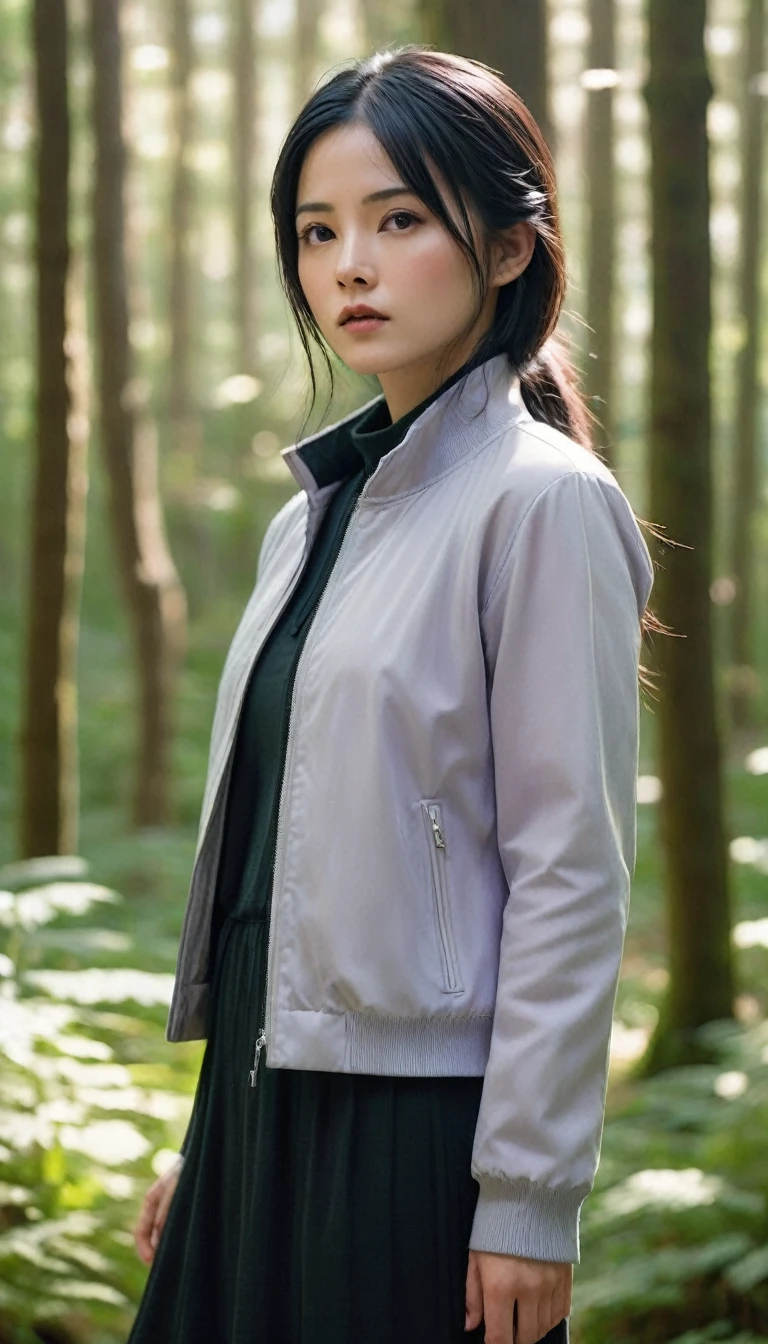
[300,224,332,245]
[299,211,418,245]
[386,210,417,231]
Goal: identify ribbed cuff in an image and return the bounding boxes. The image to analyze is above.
[469,1175,590,1264]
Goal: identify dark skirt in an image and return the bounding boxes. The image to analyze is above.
[127,907,569,1343]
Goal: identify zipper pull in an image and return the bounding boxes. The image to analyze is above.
[428,806,446,849]
[249,1029,267,1087]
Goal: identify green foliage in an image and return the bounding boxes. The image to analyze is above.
[0,857,201,1343]
[574,1020,768,1342]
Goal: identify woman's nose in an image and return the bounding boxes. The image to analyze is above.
[335,239,376,288]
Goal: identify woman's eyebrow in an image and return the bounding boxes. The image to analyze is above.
[295,186,413,217]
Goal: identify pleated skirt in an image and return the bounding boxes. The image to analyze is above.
[127,905,569,1343]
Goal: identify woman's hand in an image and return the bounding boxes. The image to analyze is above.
[465,1248,572,1343]
[134,1154,184,1265]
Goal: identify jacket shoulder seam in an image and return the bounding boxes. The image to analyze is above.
[481,469,591,618]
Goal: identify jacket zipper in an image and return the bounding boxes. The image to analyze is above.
[421,800,463,993]
[248,483,367,1089]
[169,504,326,1043]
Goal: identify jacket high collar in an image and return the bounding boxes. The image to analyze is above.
[280,353,525,502]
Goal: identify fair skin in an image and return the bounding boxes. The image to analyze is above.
[296,121,534,422]
[135,121,573,1344]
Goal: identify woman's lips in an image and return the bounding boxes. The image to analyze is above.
[342,316,389,332]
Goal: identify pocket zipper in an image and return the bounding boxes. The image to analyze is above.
[421,801,463,993]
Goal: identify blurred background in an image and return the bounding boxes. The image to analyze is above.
[1,0,768,1339]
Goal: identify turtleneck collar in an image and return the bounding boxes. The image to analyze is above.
[349,352,499,477]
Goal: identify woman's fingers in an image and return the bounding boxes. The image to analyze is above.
[134,1158,183,1264]
[465,1249,484,1330]
[480,1275,515,1344]
[135,1180,162,1264]
[471,1251,572,1344]
[151,1177,178,1251]
[514,1289,543,1344]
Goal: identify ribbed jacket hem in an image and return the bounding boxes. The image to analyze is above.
[345,1011,494,1075]
[469,1175,590,1264]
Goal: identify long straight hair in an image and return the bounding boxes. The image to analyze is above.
[269,45,665,692]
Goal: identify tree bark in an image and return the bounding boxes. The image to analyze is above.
[294,0,322,117]
[20,0,88,859]
[88,0,187,828]
[583,0,617,464]
[728,0,765,730]
[168,0,197,450]
[359,0,394,52]
[232,0,260,376]
[420,0,553,151]
[642,0,735,1069]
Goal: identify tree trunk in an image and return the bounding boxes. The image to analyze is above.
[728,0,765,730]
[420,0,553,150]
[232,0,260,376]
[642,0,735,1071]
[20,0,88,859]
[168,0,198,453]
[88,0,187,829]
[294,0,322,117]
[359,0,392,52]
[583,0,617,464]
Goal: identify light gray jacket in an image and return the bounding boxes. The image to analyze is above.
[166,353,655,1264]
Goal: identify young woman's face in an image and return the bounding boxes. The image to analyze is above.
[295,122,531,415]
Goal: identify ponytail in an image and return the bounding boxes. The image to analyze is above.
[518,335,595,452]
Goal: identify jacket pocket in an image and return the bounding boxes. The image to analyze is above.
[420,800,464,994]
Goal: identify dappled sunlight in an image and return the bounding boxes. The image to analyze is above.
[593,1168,725,1220]
[745,746,768,774]
[58,1120,150,1166]
[0,855,88,886]
[610,1017,651,1065]
[713,1070,749,1099]
[24,968,176,1006]
[0,881,120,930]
[152,1147,184,1177]
[77,1087,185,1122]
[729,837,768,873]
[733,917,768,948]
[1,997,78,1067]
[636,774,662,804]
[212,373,262,407]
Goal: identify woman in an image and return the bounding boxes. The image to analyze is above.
[128,46,656,1344]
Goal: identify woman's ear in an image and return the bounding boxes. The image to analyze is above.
[491,221,536,288]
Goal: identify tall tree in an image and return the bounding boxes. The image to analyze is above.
[232,0,260,376]
[728,0,766,730]
[420,0,553,149]
[583,0,618,464]
[293,0,322,117]
[168,0,197,449]
[359,0,390,52]
[88,0,187,828]
[642,0,734,1070]
[20,0,88,858]
[359,0,414,52]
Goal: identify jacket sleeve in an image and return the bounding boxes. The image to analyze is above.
[469,468,655,1265]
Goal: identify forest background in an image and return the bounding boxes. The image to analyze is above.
[2,0,768,1340]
